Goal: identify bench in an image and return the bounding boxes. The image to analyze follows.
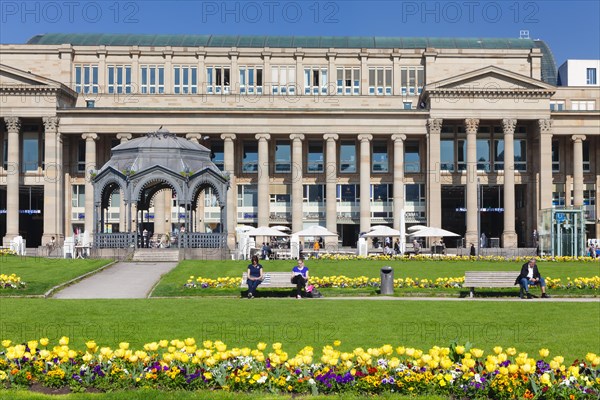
[463,271,518,298]
[241,272,295,289]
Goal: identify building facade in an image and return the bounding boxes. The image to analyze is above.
[0,34,598,249]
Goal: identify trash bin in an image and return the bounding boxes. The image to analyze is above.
[380,266,394,295]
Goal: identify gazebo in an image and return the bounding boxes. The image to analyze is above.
[92,128,229,249]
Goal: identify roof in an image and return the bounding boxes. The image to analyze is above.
[25,33,557,84]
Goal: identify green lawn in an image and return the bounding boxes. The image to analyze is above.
[0,256,112,296]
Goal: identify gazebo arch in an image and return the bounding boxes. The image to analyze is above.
[92,128,229,249]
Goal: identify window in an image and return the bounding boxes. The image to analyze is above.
[476,139,491,171]
[304,184,324,202]
[403,101,412,110]
[368,67,392,95]
[77,140,86,172]
[304,66,328,95]
[210,141,224,171]
[552,184,565,206]
[338,184,358,202]
[274,141,291,173]
[339,141,356,173]
[583,141,590,172]
[550,101,565,111]
[586,68,597,85]
[571,100,595,110]
[107,65,132,94]
[400,66,424,95]
[440,139,455,171]
[22,131,39,172]
[307,141,324,173]
[72,185,85,207]
[336,67,360,95]
[74,64,99,94]
[457,139,466,171]
[206,66,230,94]
[583,186,595,206]
[371,141,388,173]
[239,66,263,94]
[514,140,527,171]
[371,184,391,202]
[242,141,258,173]
[405,184,425,206]
[271,66,296,95]
[140,65,165,94]
[237,185,258,207]
[552,140,560,172]
[173,65,198,94]
[404,141,420,173]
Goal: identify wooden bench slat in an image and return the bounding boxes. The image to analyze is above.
[241,272,295,288]
[464,271,520,297]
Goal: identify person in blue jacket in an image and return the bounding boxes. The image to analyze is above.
[291,257,310,299]
[246,255,264,299]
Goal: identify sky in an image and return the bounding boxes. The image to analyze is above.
[0,0,599,67]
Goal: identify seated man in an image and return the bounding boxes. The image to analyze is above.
[515,258,549,299]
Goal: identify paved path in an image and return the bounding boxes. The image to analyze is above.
[53,262,178,299]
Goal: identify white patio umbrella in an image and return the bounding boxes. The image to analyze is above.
[271,225,291,232]
[293,225,338,237]
[369,225,391,231]
[409,227,460,237]
[407,225,428,231]
[235,225,254,232]
[246,226,290,237]
[363,226,402,237]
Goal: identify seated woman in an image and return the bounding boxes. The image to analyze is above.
[291,258,310,299]
[246,255,264,299]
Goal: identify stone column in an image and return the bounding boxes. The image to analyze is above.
[221,133,237,249]
[392,134,406,231]
[256,133,271,227]
[290,134,305,233]
[427,119,443,229]
[186,133,204,232]
[502,118,518,247]
[82,133,98,234]
[572,135,586,207]
[3,117,20,246]
[358,134,373,233]
[116,133,131,232]
[324,134,338,234]
[538,120,553,212]
[43,116,60,244]
[465,118,480,246]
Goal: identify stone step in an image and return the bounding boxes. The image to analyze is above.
[132,249,181,262]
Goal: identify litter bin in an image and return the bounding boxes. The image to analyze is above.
[380,266,394,295]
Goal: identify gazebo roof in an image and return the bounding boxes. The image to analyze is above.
[99,128,221,176]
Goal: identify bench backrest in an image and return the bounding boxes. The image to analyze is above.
[241,272,294,288]
[464,271,518,288]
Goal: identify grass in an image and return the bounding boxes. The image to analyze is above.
[0,256,111,296]
[1,298,598,362]
[151,258,600,297]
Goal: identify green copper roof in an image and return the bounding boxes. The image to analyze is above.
[26,33,557,84]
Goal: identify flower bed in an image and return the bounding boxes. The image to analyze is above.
[316,253,600,263]
[0,249,16,256]
[184,275,600,291]
[0,273,26,290]
[1,338,598,398]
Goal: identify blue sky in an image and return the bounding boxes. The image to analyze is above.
[1,0,598,67]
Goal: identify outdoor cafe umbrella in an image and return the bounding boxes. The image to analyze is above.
[246,226,290,237]
[293,225,338,237]
[407,225,428,231]
[363,226,402,237]
[409,227,460,237]
[271,225,291,232]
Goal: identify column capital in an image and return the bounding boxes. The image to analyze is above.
[464,118,480,134]
[571,134,587,143]
[289,133,305,141]
[255,133,271,141]
[501,118,517,134]
[323,133,339,141]
[117,133,132,142]
[82,133,98,141]
[220,133,237,141]
[538,118,553,134]
[391,134,407,142]
[186,133,202,143]
[42,116,59,131]
[3,116,21,132]
[427,118,443,134]
[357,134,373,142]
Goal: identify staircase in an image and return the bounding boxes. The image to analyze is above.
[132,248,181,262]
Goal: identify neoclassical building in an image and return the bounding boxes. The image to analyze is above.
[0,34,598,253]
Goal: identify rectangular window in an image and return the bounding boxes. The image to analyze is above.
[372,184,391,201]
[338,184,358,201]
[550,101,565,111]
[140,65,165,94]
[514,139,527,171]
[583,187,595,206]
[304,184,324,202]
[368,67,392,95]
[457,139,466,171]
[307,141,324,173]
[107,65,132,94]
[371,141,388,173]
[476,139,491,172]
[2,134,6,169]
[237,184,258,207]
[405,184,425,205]
[239,66,263,95]
[173,65,198,94]
[77,139,86,172]
[210,141,224,171]
[304,66,328,95]
[587,68,597,85]
[206,66,230,94]
[274,140,291,173]
[440,139,455,171]
[404,141,420,173]
[22,131,39,172]
[72,185,85,207]
[336,67,360,95]
[552,140,560,172]
[400,66,424,95]
[74,64,99,94]
[242,141,258,173]
[571,100,596,110]
[271,65,296,95]
[583,140,590,172]
[339,141,356,173]
[552,183,565,207]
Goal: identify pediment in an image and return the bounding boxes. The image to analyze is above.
[0,63,60,87]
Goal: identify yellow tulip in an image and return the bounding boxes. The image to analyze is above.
[184,337,196,346]
[493,346,503,355]
[539,348,550,358]
[455,345,465,355]
[119,342,129,350]
[59,336,69,346]
[540,373,551,385]
[39,338,49,346]
[159,340,169,348]
[82,353,93,362]
[257,342,267,351]
[272,342,282,351]
[334,340,341,346]
[2,340,12,348]
[505,347,517,356]
[470,348,484,358]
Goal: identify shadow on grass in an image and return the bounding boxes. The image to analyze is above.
[458,289,524,299]
[240,289,296,298]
